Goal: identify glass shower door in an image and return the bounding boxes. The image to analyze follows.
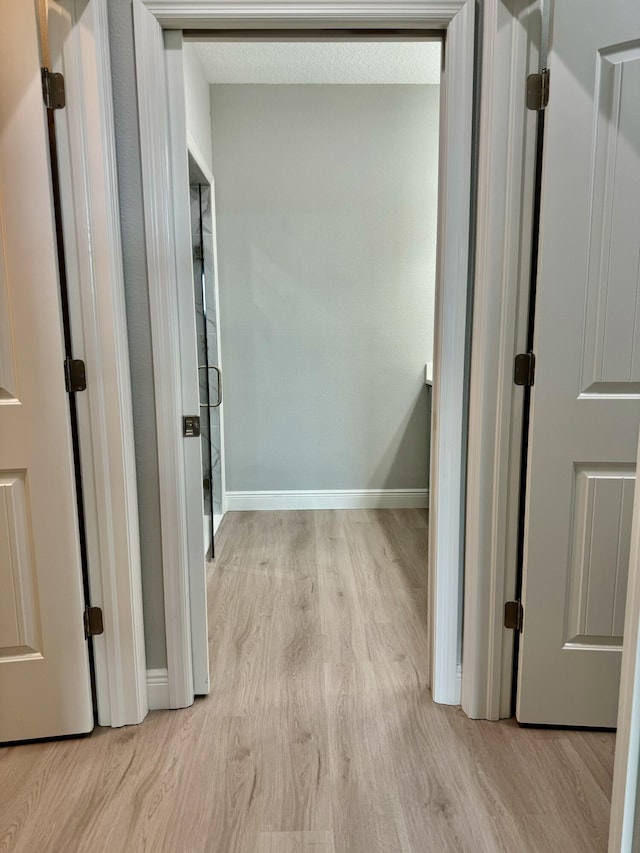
[190,182,222,557]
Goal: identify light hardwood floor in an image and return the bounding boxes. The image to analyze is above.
[0,509,614,852]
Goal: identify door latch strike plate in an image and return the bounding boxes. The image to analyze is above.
[183,415,201,437]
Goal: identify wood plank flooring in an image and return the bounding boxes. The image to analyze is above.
[0,509,615,852]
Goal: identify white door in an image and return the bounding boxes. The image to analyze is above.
[517,0,640,726]
[0,1,93,741]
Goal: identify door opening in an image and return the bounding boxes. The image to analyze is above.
[181,33,441,512]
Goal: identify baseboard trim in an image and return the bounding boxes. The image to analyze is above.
[147,668,170,710]
[225,489,429,511]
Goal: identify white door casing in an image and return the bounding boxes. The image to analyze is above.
[165,29,210,697]
[133,0,195,709]
[0,0,93,741]
[47,0,148,728]
[517,0,640,726]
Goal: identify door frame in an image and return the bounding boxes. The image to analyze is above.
[47,0,148,727]
[461,0,541,720]
[53,0,540,721]
[133,0,475,707]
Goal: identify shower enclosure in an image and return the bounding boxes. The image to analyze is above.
[189,155,224,557]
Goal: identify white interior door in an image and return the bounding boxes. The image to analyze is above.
[517,0,640,726]
[0,0,93,741]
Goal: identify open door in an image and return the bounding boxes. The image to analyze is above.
[517,0,640,726]
[0,0,93,741]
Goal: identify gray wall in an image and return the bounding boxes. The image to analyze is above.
[210,84,439,492]
[107,0,166,668]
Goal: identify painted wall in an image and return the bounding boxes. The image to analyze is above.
[183,43,213,175]
[107,0,166,668]
[210,84,439,493]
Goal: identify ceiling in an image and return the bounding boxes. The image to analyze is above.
[190,40,442,85]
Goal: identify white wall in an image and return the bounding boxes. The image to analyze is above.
[183,43,213,175]
[211,84,439,494]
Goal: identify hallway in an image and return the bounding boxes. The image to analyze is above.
[0,510,614,852]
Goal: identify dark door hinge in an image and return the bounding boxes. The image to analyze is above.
[64,358,87,393]
[514,352,535,386]
[504,600,524,632]
[42,68,66,110]
[527,68,550,111]
[183,415,201,437]
[193,245,204,261]
[84,606,104,639]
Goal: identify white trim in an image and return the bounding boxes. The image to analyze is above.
[461,0,539,720]
[609,433,640,852]
[133,0,194,709]
[49,0,148,726]
[136,0,474,718]
[225,489,429,511]
[166,30,211,698]
[428,0,475,706]
[147,668,171,710]
[145,2,465,27]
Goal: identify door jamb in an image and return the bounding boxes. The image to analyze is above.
[47,0,148,726]
[461,0,541,720]
[165,29,210,697]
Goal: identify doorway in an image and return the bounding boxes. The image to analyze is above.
[188,153,225,558]
[184,38,440,520]
[135,0,474,715]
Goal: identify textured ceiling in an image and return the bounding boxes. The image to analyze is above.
[190,41,441,85]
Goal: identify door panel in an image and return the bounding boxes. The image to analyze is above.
[517,0,640,726]
[0,0,93,741]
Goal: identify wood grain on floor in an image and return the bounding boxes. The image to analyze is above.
[0,509,614,852]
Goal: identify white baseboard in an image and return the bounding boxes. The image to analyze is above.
[147,668,170,710]
[225,489,429,511]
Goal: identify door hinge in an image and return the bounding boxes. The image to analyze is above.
[84,606,104,639]
[183,415,201,437]
[514,352,535,386]
[64,358,87,393]
[527,68,550,111]
[193,245,204,261]
[41,68,66,110]
[504,600,524,632]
